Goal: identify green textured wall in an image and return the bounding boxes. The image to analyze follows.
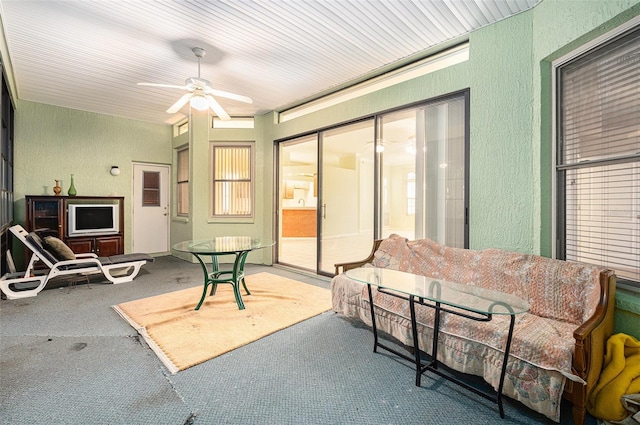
[11,0,640,334]
[255,0,640,335]
[467,12,535,252]
[171,110,271,265]
[528,0,640,338]
[262,0,639,256]
[14,100,172,252]
[615,290,640,339]
[532,0,640,257]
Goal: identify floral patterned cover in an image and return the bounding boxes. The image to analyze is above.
[331,234,604,422]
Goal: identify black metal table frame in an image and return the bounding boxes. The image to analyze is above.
[366,283,517,418]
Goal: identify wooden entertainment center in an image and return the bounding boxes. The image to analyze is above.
[26,196,124,257]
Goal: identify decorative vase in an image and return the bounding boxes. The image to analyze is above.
[67,174,77,196]
[53,179,62,196]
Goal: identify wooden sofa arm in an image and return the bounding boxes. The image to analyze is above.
[572,270,616,381]
[568,269,616,425]
[334,239,382,275]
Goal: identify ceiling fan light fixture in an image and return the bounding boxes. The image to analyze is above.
[190,95,209,111]
[139,47,251,117]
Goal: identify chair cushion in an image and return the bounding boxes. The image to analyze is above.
[98,253,154,265]
[43,236,76,261]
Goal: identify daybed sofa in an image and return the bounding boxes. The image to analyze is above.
[331,234,616,424]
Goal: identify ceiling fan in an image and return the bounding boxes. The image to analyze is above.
[137,47,252,120]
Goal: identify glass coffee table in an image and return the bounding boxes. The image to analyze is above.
[173,236,275,310]
[345,267,529,418]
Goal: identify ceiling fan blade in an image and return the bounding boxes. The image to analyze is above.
[205,88,253,104]
[138,82,189,90]
[206,95,231,120]
[166,93,193,113]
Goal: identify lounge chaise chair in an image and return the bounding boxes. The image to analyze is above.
[0,224,153,300]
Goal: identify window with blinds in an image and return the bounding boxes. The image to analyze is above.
[211,143,254,217]
[556,26,640,289]
[176,148,189,216]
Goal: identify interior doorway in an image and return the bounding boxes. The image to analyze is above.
[132,162,170,254]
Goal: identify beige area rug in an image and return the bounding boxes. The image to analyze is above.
[112,272,332,374]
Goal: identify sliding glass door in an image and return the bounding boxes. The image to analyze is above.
[319,120,375,275]
[278,135,318,271]
[276,91,468,275]
[378,95,467,246]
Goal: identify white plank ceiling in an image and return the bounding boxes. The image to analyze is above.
[0,0,540,125]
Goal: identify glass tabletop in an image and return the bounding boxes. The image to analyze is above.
[172,236,275,255]
[346,267,529,316]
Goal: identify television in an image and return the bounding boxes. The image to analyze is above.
[67,204,120,237]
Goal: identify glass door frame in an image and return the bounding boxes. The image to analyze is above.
[318,118,376,275]
[274,89,470,276]
[275,133,319,273]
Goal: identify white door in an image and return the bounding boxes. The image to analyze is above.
[132,163,170,253]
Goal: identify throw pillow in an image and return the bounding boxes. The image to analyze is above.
[26,232,59,264]
[43,236,76,261]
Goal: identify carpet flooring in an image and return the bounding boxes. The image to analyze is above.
[0,255,596,424]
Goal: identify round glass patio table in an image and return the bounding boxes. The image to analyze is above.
[173,236,275,310]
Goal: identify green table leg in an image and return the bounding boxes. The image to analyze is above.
[209,254,220,296]
[193,251,251,310]
[192,253,211,310]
